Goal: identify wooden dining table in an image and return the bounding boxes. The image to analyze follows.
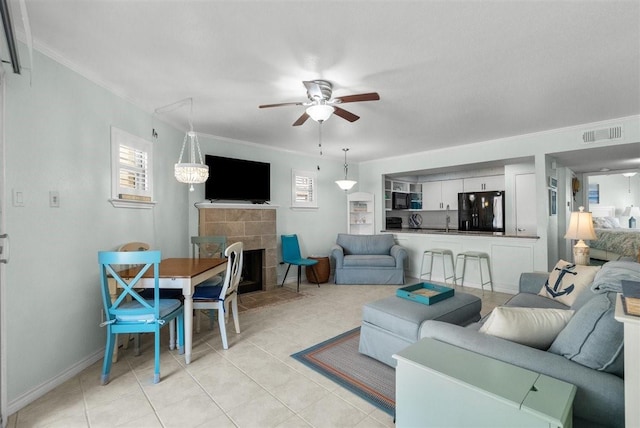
[109,257,227,364]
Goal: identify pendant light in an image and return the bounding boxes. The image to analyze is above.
[156,98,209,192]
[336,148,357,191]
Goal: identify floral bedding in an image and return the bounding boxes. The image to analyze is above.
[590,228,640,257]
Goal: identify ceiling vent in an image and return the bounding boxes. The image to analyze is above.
[580,124,623,144]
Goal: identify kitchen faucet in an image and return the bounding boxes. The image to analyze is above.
[445,204,450,232]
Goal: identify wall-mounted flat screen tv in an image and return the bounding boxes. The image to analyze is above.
[205,155,271,203]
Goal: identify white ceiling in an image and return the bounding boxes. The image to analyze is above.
[9,0,640,166]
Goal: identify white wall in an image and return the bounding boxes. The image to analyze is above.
[2,48,350,412]
[358,118,640,273]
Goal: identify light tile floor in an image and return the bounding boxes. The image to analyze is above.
[8,279,511,428]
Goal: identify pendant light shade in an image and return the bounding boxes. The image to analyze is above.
[306,104,334,122]
[336,148,357,191]
[174,131,209,190]
[156,98,209,192]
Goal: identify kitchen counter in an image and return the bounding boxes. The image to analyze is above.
[383,228,539,239]
[383,229,541,294]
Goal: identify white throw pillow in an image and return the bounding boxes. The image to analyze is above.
[479,307,575,350]
[539,260,600,306]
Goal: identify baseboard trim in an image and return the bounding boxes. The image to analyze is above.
[7,349,103,416]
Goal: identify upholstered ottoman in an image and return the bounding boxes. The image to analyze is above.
[359,292,482,366]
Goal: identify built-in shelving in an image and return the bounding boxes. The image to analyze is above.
[348,192,374,234]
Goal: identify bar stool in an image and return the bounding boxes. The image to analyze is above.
[419,249,456,285]
[455,251,493,291]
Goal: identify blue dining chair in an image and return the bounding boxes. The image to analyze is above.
[281,234,320,292]
[98,250,184,384]
[119,242,181,355]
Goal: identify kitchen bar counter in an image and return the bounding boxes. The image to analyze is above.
[383,228,539,239]
[383,229,540,294]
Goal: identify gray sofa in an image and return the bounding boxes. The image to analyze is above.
[330,233,407,284]
[421,260,640,428]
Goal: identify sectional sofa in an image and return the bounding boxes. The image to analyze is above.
[420,260,640,427]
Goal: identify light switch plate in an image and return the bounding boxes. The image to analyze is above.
[49,191,60,208]
[12,189,24,207]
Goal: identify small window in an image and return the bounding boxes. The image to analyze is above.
[291,169,318,208]
[110,127,155,208]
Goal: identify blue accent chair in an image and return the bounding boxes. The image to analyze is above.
[98,250,184,384]
[281,234,319,292]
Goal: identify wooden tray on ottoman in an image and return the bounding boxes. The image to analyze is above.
[396,282,454,305]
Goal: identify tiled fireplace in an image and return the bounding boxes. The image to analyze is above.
[198,204,277,290]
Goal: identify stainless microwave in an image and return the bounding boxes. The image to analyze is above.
[392,192,410,210]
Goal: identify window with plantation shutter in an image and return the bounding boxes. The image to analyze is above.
[110,127,155,208]
[292,169,318,208]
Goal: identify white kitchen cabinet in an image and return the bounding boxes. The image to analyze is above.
[348,192,374,234]
[515,173,537,235]
[463,175,505,192]
[421,179,463,210]
[441,179,463,209]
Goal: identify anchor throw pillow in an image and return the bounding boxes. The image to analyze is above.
[538,260,601,306]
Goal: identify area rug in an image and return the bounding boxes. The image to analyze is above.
[291,327,395,416]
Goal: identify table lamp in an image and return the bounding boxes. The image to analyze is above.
[564,206,597,265]
[623,206,640,228]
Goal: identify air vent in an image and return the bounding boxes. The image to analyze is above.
[580,125,623,144]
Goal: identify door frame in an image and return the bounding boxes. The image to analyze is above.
[0,68,7,427]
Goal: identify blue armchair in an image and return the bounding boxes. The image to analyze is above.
[331,233,407,284]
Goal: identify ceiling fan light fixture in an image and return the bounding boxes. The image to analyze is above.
[306,104,334,122]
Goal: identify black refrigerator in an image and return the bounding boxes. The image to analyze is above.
[458,191,505,232]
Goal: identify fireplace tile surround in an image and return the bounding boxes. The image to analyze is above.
[198,204,277,290]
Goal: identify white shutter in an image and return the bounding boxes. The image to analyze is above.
[292,170,318,208]
[119,144,149,191]
[110,127,154,207]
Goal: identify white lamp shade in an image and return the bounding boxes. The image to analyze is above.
[174,163,209,184]
[564,207,597,241]
[335,179,357,191]
[622,206,640,217]
[306,104,334,122]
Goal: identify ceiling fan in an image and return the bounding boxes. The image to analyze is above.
[259,80,380,126]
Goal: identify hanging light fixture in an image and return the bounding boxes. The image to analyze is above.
[306,103,334,122]
[336,148,357,191]
[623,172,637,193]
[155,98,209,192]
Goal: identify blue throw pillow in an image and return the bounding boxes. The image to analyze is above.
[548,291,624,377]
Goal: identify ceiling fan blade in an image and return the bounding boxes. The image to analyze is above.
[259,101,303,108]
[335,92,380,104]
[292,112,310,126]
[303,81,324,100]
[333,107,360,122]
